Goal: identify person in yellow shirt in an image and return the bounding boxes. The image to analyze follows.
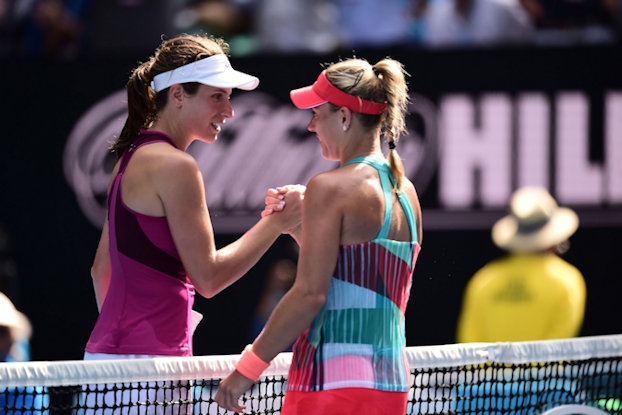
[457,186,586,343]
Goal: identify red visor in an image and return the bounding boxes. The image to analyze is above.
[289,71,387,115]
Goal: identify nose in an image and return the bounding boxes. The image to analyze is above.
[307,117,315,132]
[222,99,234,119]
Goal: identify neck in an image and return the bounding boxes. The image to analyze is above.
[340,134,383,166]
[148,116,190,151]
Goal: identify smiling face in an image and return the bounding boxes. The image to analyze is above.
[181,84,234,143]
[308,103,344,161]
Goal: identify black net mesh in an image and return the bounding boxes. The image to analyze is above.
[1,339,621,414]
[408,357,622,414]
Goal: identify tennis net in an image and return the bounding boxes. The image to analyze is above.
[1,334,621,414]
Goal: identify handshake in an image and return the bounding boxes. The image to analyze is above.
[261,184,306,238]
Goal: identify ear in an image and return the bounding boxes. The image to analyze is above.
[169,84,184,108]
[340,107,352,129]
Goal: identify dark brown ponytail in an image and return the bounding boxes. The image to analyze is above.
[111,61,157,158]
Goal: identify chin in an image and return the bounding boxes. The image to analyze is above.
[320,148,338,161]
[319,144,331,160]
[199,134,218,144]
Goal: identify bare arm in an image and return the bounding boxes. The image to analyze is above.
[89,159,120,312]
[215,174,340,412]
[253,177,338,357]
[91,217,111,312]
[158,154,303,298]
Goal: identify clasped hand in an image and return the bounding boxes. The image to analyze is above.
[261,185,306,235]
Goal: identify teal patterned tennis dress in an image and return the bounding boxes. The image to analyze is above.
[286,156,421,393]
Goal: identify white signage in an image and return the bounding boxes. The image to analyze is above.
[64,90,622,232]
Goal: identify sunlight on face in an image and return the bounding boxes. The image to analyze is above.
[308,104,343,161]
[184,85,234,143]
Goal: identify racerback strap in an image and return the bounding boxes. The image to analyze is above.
[342,156,418,242]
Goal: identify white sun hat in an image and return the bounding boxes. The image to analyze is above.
[492,186,579,253]
[150,54,259,92]
[0,291,31,340]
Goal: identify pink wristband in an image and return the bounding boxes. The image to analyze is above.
[235,344,270,381]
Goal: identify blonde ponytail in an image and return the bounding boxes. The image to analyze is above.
[325,58,409,192]
[372,59,409,193]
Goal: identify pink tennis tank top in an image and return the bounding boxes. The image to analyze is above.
[86,131,195,356]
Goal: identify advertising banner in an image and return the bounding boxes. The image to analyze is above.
[62,47,622,233]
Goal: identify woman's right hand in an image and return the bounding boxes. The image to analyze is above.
[261,187,286,217]
[262,185,305,235]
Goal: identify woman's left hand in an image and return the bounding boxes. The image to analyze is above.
[261,185,306,218]
[214,370,255,413]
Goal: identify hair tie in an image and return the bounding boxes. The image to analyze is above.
[388,141,396,150]
[351,70,364,89]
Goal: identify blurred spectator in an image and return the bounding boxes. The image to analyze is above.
[242,0,339,54]
[0,291,48,415]
[0,0,21,55]
[335,0,418,49]
[0,0,35,56]
[173,0,256,56]
[417,0,534,47]
[519,0,619,44]
[0,225,18,303]
[0,224,30,362]
[19,0,91,58]
[456,187,586,343]
[0,291,31,362]
[248,243,297,347]
[87,0,182,58]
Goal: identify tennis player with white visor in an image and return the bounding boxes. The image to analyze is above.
[85,34,303,365]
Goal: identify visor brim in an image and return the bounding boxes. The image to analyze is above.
[290,85,328,109]
[199,70,259,90]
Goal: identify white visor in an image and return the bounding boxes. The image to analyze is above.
[150,54,259,92]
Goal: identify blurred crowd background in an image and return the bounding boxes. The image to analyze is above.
[1,0,621,60]
[1,0,622,362]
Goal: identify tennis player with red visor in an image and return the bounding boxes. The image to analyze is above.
[216,57,423,415]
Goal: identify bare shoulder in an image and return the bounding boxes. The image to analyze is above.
[307,170,343,192]
[305,171,342,206]
[133,143,203,195]
[144,144,198,178]
[401,178,421,209]
[305,167,360,203]
[146,143,196,169]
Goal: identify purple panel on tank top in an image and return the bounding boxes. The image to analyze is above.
[111,132,186,282]
[115,198,186,281]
